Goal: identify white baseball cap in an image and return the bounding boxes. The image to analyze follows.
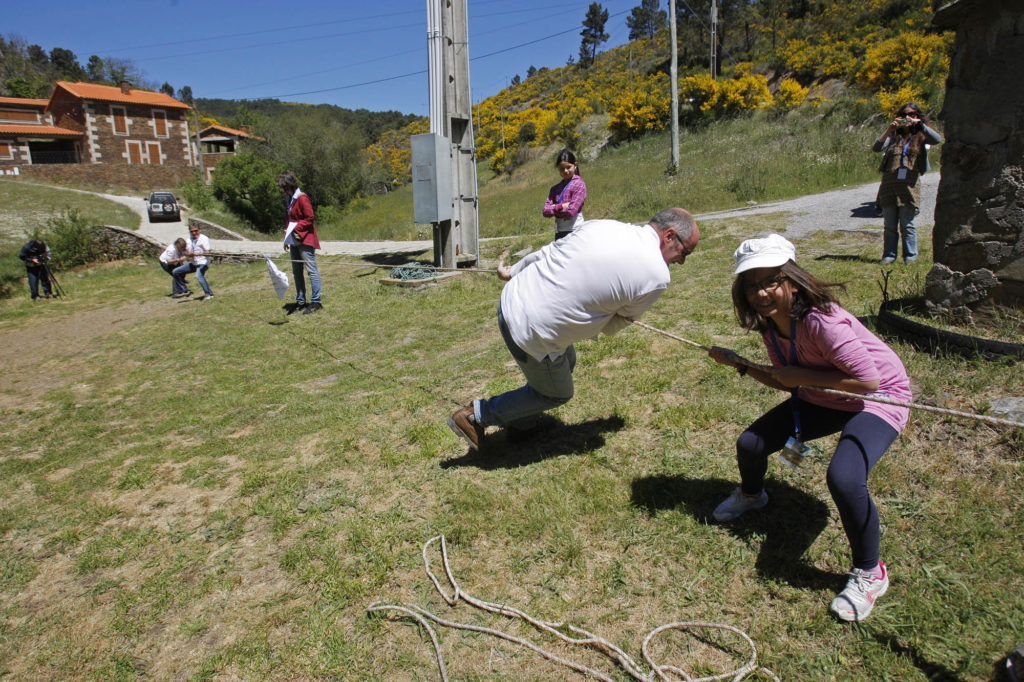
[733,233,796,274]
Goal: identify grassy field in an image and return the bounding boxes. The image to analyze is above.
[0,180,141,241]
[188,108,884,244]
[0,211,1020,680]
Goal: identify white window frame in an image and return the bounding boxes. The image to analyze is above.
[145,141,162,165]
[126,140,143,164]
[0,109,40,124]
[152,109,169,138]
[111,105,129,136]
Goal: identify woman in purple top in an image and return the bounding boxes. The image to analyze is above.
[542,149,587,240]
[708,234,911,623]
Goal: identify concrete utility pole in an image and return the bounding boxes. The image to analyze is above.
[425,0,480,268]
[668,0,679,172]
[709,0,718,78]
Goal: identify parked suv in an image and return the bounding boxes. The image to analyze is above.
[146,192,181,222]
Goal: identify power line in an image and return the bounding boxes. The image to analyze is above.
[259,7,631,100]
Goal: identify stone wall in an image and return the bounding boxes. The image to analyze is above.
[9,164,193,190]
[187,217,244,241]
[94,225,165,259]
[929,0,1024,316]
[92,225,256,263]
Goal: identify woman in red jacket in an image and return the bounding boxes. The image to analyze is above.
[278,172,322,315]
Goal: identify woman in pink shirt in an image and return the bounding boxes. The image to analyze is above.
[542,149,587,240]
[709,234,911,623]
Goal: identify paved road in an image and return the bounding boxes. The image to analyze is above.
[694,172,939,238]
[98,172,942,254]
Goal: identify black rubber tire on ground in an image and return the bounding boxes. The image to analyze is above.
[877,299,1024,360]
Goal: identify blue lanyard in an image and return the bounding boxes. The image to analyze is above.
[900,139,911,168]
[287,192,297,216]
[768,319,802,437]
[555,178,576,204]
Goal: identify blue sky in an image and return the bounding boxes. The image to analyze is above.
[6,0,642,115]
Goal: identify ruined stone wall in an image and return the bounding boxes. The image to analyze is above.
[929,1,1024,314]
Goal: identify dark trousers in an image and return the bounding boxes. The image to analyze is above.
[26,265,51,299]
[736,399,898,570]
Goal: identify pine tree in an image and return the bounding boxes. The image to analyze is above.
[579,2,610,67]
[627,0,667,40]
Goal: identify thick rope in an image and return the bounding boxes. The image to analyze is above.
[205,251,501,274]
[632,321,1024,430]
[368,535,779,682]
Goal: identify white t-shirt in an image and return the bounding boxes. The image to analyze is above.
[159,243,184,264]
[500,219,670,361]
[189,234,211,266]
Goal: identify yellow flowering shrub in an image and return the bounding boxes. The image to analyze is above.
[714,75,773,116]
[774,78,809,112]
[680,74,720,112]
[364,118,429,186]
[608,80,670,139]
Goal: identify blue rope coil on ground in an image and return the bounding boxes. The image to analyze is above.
[389,262,436,280]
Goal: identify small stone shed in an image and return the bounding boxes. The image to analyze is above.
[928,0,1024,316]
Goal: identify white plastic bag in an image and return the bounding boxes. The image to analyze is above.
[264,255,289,300]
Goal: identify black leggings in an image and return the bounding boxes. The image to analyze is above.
[737,399,898,570]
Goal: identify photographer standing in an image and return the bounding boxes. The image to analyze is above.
[19,239,53,300]
[873,102,942,265]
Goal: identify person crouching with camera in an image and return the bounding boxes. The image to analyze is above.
[873,102,942,265]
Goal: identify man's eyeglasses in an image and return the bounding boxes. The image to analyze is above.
[742,274,787,296]
[673,231,694,257]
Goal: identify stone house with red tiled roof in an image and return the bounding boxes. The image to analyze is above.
[0,81,196,188]
[198,124,264,181]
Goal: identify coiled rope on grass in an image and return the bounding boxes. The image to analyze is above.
[368,535,779,682]
[205,251,501,275]
[632,321,1024,430]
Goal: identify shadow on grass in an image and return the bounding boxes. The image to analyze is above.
[872,633,968,682]
[630,474,837,590]
[441,415,626,470]
[813,253,880,265]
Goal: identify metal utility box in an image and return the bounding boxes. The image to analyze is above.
[411,133,452,223]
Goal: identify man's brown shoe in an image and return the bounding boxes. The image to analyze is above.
[447,403,484,451]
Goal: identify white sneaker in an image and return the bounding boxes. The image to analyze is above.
[830,562,889,622]
[713,487,769,521]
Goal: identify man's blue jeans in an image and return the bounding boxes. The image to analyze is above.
[290,244,321,305]
[172,263,212,296]
[26,265,51,299]
[476,308,576,429]
[161,261,187,294]
[882,205,918,261]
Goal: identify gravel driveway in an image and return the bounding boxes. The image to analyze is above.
[694,172,939,238]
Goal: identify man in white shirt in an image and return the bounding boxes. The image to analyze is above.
[173,224,215,300]
[159,238,190,297]
[447,207,700,451]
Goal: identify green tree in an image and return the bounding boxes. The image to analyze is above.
[86,55,104,81]
[49,47,84,80]
[627,0,667,40]
[527,65,537,79]
[252,108,366,209]
[210,153,286,232]
[160,82,174,96]
[579,2,609,67]
[177,85,194,104]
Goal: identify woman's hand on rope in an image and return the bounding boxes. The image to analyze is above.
[496,251,512,282]
[708,346,743,369]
